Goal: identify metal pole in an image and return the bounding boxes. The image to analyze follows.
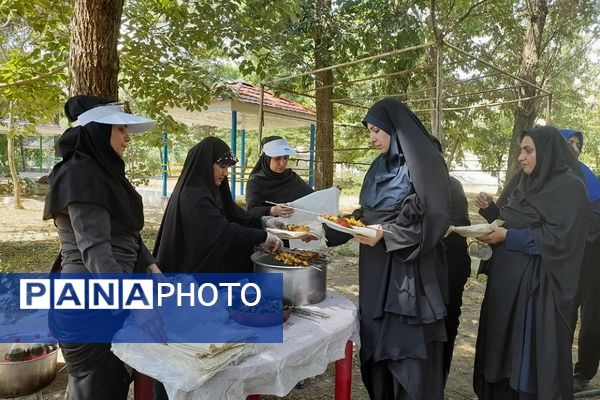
[161,132,168,198]
[258,85,265,154]
[230,110,238,200]
[309,124,316,188]
[240,129,246,196]
[265,42,436,85]
[442,94,546,111]
[39,136,43,172]
[445,42,551,94]
[434,42,444,140]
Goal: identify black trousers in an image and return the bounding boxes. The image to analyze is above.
[574,240,600,379]
[443,235,471,380]
[62,343,131,400]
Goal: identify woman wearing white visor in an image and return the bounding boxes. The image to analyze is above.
[245,136,313,218]
[44,96,164,400]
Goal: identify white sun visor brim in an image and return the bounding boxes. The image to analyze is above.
[263,138,295,157]
[72,104,156,134]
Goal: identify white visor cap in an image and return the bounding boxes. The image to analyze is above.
[73,104,156,134]
[263,138,295,157]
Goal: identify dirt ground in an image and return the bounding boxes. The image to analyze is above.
[1,195,599,400]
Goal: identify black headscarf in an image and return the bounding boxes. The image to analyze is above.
[360,98,450,255]
[360,110,413,208]
[154,136,265,273]
[246,136,313,216]
[511,126,583,200]
[498,126,588,324]
[43,96,144,233]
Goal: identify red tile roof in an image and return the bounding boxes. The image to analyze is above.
[227,81,316,116]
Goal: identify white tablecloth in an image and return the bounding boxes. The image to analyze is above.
[112,291,360,400]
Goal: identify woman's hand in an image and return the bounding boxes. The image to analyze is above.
[478,227,507,244]
[475,192,494,209]
[146,263,161,274]
[270,204,293,218]
[133,309,167,342]
[262,232,284,253]
[353,225,384,247]
[146,263,167,283]
[263,217,287,230]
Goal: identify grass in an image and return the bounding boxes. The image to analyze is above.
[0,192,483,274]
[0,239,60,273]
[0,227,160,273]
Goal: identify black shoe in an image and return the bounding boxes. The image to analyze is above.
[295,379,305,389]
[573,373,589,393]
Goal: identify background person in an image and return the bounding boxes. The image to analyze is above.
[43,96,163,400]
[560,128,600,392]
[473,127,590,399]
[245,136,313,218]
[431,137,472,383]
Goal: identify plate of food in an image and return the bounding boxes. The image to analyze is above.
[266,224,321,240]
[318,214,379,238]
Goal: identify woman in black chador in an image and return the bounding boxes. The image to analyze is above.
[474,126,590,399]
[153,136,283,274]
[44,96,163,400]
[245,136,313,218]
[325,98,451,399]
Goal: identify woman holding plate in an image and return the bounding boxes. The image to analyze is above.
[245,136,313,218]
[324,98,451,399]
[474,127,589,399]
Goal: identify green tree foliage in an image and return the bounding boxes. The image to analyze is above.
[0,1,69,123]
[1,0,599,189]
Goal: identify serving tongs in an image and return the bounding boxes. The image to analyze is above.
[291,307,330,319]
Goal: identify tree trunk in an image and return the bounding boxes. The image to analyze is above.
[7,105,23,209]
[506,0,548,180]
[314,0,334,190]
[69,0,124,99]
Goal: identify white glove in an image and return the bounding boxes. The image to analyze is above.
[263,217,287,230]
[270,203,294,217]
[262,232,284,253]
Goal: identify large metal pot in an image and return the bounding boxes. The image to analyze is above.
[251,252,327,306]
[0,340,59,398]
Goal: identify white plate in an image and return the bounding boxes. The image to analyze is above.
[266,228,321,240]
[317,216,379,238]
[446,219,505,238]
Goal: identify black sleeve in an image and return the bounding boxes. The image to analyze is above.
[245,180,272,217]
[587,199,600,242]
[185,190,268,246]
[323,224,353,246]
[449,177,470,226]
[231,201,265,229]
[139,240,156,267]
[479,202,500,223]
